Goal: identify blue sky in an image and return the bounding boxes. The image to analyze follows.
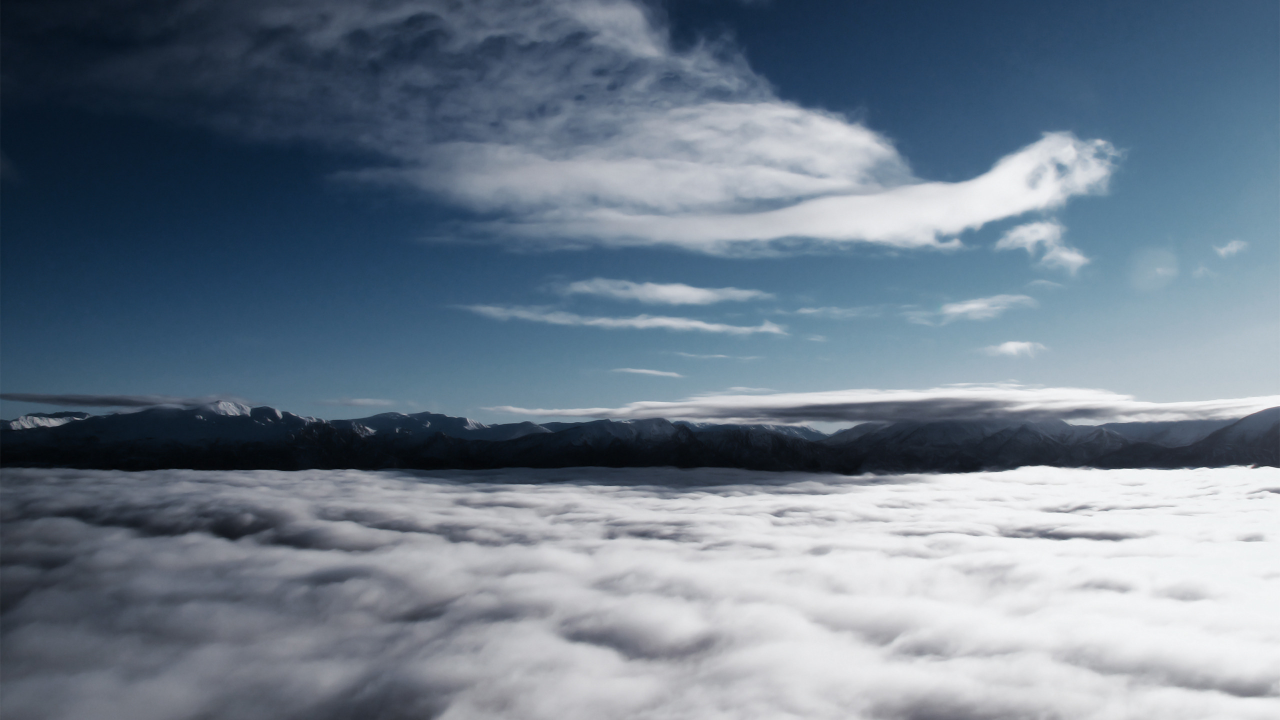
[2,0,1277,425]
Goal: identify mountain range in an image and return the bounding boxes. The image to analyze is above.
[3,403,1276,473]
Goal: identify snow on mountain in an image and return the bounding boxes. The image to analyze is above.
[332,412,550,441]
[5,412,91,430]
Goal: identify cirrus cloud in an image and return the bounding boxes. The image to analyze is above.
[460,305,786,335]
[560,279,773,305]
[612,368,683,378]
[0,392,247,408]
[8,0,1118,255]
[983,341,1047,357]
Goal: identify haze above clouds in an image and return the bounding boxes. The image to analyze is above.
[3,466,1277,720]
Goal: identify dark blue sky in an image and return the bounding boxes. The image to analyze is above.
[2,0,1276,423]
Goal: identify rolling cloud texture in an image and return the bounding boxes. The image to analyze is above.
[8,0,1116,255]
[3,466,1277,720]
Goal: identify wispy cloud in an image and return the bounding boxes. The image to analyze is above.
[11,0,1118,255]
[612,368,683,378]
[670,352,761,360]
[1213,240,1248,258]
[559,278,772,305]
[994,221,1090,274]
[460,305,786,335]
[983,341,1047,357]
[318,398,398,408]
[787,306,881,319]
[0,393,246,408]
[492,384,1280,424]
[906,294,1038,325]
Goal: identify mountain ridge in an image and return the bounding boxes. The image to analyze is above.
[3,405,1275,473]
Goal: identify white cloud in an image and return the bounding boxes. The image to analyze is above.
[0,392,248,408]
[789,306,881,319]
[994,221,1090,274]
[460,305,786,335]
[670,353,761,360]
[4,466,1277,720]
[17,1,1118,255]
[492,383,1280,424]
[908,294,1038,325]
[983,341,1047,357]
[1214,240,1248,258]
[1027,279,1064,290]
[561,279,772,305]
[612,368,683,378]
[806,335,828,342]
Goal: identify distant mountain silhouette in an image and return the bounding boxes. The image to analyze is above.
[3,403,1275,473]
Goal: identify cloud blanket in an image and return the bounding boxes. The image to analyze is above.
[3,467,1278,719]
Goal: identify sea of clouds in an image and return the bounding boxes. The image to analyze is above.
[3,466,1278,720]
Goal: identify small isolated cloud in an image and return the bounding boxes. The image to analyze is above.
[806,335,828,342]
[319,398,398,407]
[1192,264,1218,279]
[612,368,683,378]
[0,393,246,408]
[1027,279,1064,290]
[461,305,786,335]
[670,352,761,360]
[493,383,1280,424]
[1213,240,1248,258]
[788,306,881,319]
[560,279,772,305]
[983,341,1047,357]
[907,295,1038,325]
[994,221,1090,274]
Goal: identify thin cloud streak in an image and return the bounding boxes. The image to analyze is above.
[612,368,683,378]
[788,306,881,319]
[460,305,786,335]
[491,384,1280,424]
[670,352,761,360]
[0,393,247,408]
[560,279,772,305]
[10,1,1118,255]
[906,294,1038,325]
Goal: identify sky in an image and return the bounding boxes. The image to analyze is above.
[2,0,1277,425]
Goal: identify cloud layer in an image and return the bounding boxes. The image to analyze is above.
[493,384,1280,423]
[560,279,772,305]
[0,393,245,408]
[3,466,1277,720]
[10,0,1117,255]
[461,305,786,335]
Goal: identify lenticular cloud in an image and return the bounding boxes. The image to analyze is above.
[3,467,1278,720]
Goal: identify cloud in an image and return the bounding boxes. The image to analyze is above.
[670,352,760,360]
[8,1,1118,255]
[0,393,246,408]
[318,398,398,407]
[491,383,1280,423]
[460,305,786,335]
[612,368,683,378]
[560,279,772,305]
[1214,240,1248,258]
[788,306,881,319]
[3,466,1277,720]
[906,294,1038,325]
[994,221,1090,274]
[1027,279,1064,290]
[983,341,1047,357]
